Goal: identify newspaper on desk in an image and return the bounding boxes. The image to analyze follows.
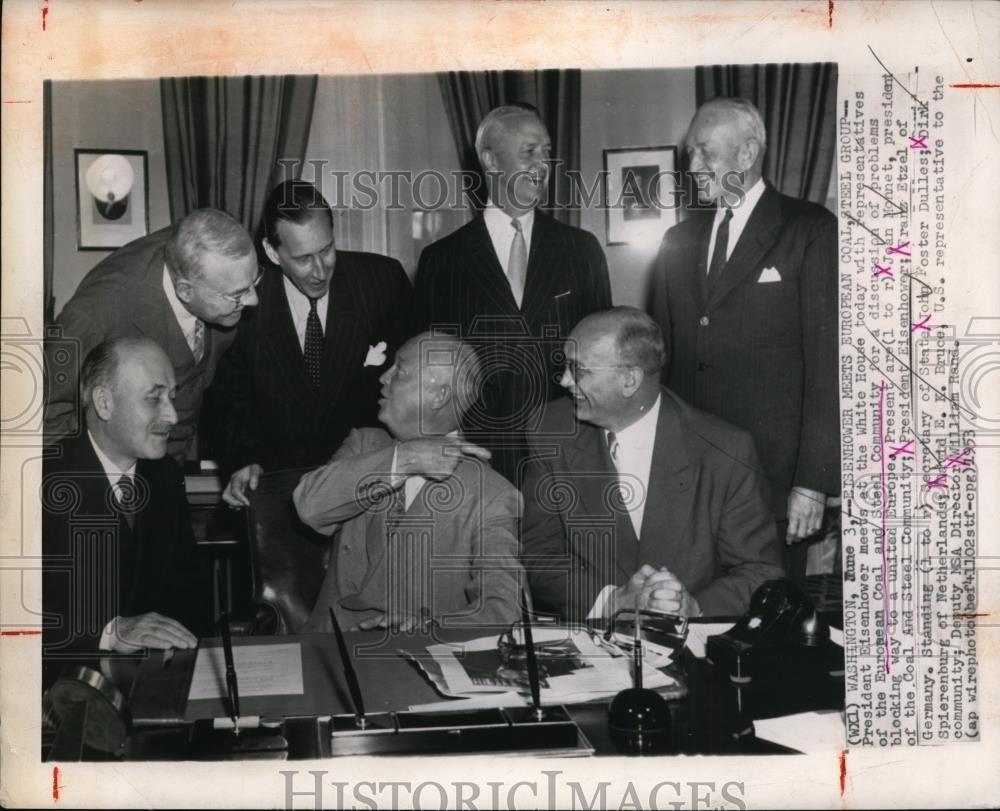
[403,626,677,705]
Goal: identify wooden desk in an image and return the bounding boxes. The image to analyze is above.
[43,623,844,760]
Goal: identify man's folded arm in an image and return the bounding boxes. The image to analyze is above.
[293,429,397,534]
[692,437,785,615]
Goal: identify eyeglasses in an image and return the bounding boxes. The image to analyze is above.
[189,269,265,308]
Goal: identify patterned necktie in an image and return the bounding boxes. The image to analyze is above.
[707,207,734,284]
[507,217,528,308]
[116,473,136,530]
[190,320,205,364]
[304,297,324,389]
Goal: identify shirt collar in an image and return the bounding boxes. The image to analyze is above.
[162,264,200,339]
[87,430,137,484]
[610,394,662,449]
[484,200,535,232]
[718,176,766,224]
[282,274,329,319]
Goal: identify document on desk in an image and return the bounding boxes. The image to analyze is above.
[187,642,304,701]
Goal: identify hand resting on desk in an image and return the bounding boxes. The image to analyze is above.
[108,612,198,653]
[612,565,702,618]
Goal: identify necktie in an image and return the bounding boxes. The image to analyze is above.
[707,207,733,284]
[304,297,324,389]
[116,473,136,530]
[507,217,527,308]
[606,431,621,468]
[190,320,205,363]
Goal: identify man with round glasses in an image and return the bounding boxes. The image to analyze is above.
[44,207,259,464]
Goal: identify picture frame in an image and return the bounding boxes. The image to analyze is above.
[603,145,678,246]
[74,149,149,250]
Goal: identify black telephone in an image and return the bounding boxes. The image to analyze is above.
[706,579,833,683]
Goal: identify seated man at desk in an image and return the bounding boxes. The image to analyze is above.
[293,333,523,632]
[42,338,211,654]
[521,307,783,622]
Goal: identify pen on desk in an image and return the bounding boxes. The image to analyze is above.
[520,591,543,720]
[217,569,240,735]
[329,607,367,728]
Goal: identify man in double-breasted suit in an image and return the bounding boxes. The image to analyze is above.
[44,209,260,464]
[211,180,412,507]
[522,308,783,622]
[293,333,523,632]
[43,338,211,655]
[650,98,839,581]
[415,104,611,487]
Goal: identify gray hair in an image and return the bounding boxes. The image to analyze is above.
[80,336,162,410]
[474,104,542,163]
[577,307,667,375]
[698,97,767,153]
[413,333,483,418]
[164,208,256,281]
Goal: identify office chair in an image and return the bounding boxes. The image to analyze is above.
[245,468,329,634]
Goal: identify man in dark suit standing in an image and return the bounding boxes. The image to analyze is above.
[522,308,782,622]
[415,104,612,486]
[44,208,260,465]
[650,98,839,582]
[212,180,412,507]
[42,338,211,655]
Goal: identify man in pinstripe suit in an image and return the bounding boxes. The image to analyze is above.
[211,180,412,506]
[415,105,612,487]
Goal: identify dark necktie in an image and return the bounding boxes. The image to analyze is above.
[304,297,324,389]
[707,207,733,285]
[116,473,136,530]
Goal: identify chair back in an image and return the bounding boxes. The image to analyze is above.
[246,468,328,633]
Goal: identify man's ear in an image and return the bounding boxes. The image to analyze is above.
[91,385,114,421]
[480,148,497,174]
[621,367,645,398]
[739,138,761,171]
[429,383,454,413]
[262,237,281,266]
[173,274,194,305]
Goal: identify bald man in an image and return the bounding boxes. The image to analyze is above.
[650,97,839,583]
[42,338,211,655]
[294,333,523,633]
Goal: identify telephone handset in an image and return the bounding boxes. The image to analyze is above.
[706,579,832,683]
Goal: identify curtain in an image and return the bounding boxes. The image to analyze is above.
[437,70,581,226]
[696,63,837,205]
[160,75,318,235]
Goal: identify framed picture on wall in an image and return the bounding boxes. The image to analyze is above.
[603,145,678,246]
[74,149,149,250]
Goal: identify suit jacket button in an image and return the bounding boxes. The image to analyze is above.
[699,316,710,327]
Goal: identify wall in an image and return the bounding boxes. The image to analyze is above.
[50,79,171,315]
[579,68,697,309]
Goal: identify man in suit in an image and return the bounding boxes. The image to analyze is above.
[415,104,612,486]
[44,208,260,465]
[650,98,839,582]
[293,333,523,632]
[212,180,412,507]
[522,308,783,622]
[42,338,211,655]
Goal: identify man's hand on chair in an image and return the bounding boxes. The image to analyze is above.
[223,463,262,508]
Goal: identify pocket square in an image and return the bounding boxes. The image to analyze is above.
[364,341,388,367]
[757,267,782,283]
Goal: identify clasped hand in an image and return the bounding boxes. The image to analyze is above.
[394,437,491,479]
[613,564,701,618]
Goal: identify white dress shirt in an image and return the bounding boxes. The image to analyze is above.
[389,430,461,510]
[283,275,329,350]
[483,202,534,279]
[161,266,203,357]
[705,177,766,270]
[588,395,662,620]
[87,432,137,650]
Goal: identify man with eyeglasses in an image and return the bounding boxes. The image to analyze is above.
[211,180,412,507]
[521,307,783,622]
[44,208,259,464]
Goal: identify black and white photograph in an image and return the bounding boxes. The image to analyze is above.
[2,2,998,809]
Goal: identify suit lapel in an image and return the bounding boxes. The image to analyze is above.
[261,270,316,396]
[638,392,695,559]
[685,212,713,314]
[465,214,521,315]
[707,184,784,308]
[319,256,362,405]
[521,211,564,323]
[564,423,637,582]
[131,251,191,366]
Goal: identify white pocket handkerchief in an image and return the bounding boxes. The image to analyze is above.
[364,341,387,367]
[757,267,782,283]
